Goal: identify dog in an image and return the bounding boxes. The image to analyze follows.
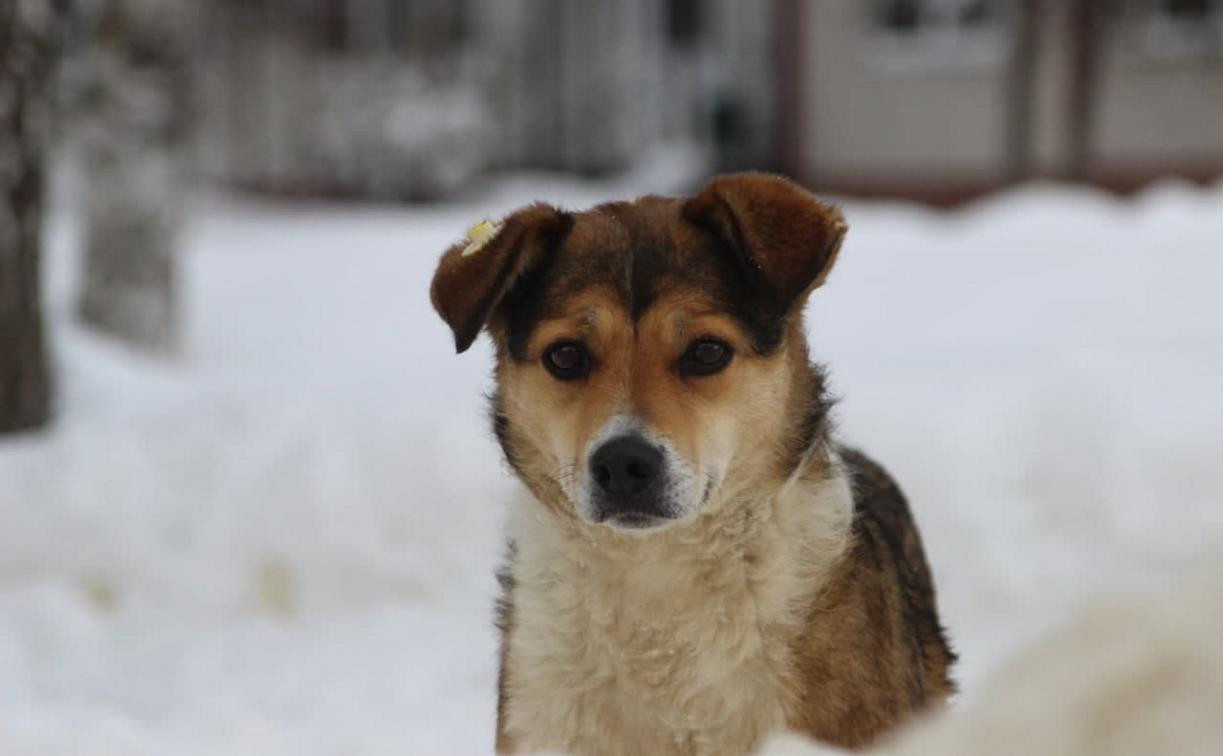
[430,173,955,755]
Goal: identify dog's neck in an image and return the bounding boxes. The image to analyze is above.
[502,449,854,755]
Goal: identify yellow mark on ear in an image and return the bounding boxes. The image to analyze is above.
[461,219,501,257]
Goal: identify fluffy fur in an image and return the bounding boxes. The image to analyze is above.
[431,173,954,754]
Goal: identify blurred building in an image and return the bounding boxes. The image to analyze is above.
[196,0,774,199]
[474,0,774,175]
[197,0,488,201]
[792,0,1223,202]
[194,0,1223,203]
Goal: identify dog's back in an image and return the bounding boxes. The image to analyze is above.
[787,448,955,747]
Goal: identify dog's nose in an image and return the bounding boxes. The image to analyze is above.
[590,436,663,501]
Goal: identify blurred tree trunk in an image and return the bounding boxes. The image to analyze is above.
[773,0,805,180]
[75,0,192,352]
[1065,0,1106,182]
[1005,0,1041,182]
[0,0,59,434]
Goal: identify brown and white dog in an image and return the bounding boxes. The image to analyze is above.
[430,173,955,755]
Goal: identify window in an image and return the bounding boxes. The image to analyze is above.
[1133,0,1222,58]
[868,0,1006,70]
[667,0,703,48]
[1161,0,1213,17]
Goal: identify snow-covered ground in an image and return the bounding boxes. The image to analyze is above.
[1,169,1220,754]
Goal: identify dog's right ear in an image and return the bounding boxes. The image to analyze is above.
[682,173,847,311]
[430,203,570,353]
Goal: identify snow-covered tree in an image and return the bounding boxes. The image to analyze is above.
[71,0,194,352]
[0,0,59,433]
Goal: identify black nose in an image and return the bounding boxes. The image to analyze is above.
[590,436,663,501]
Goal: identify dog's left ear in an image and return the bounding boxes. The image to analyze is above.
[431,203,571,353]
[682,172,847,310]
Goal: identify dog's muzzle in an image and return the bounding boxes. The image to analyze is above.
[588,434,672,528]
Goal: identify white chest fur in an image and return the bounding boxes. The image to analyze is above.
[501,472,853,756]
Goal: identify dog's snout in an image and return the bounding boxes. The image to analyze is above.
[590,436,662,501]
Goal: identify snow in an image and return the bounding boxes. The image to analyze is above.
[1,170,1221,754]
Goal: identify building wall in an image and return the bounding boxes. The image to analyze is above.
[1093,21,1223,171]
[802,0,1009,187]
[1028,1,1223,178]
[801,0,1223,196]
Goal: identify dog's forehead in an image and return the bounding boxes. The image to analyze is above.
[546,197,727,310]
[569,196,683,251]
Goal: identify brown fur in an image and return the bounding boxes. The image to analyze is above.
[786,449,956,747]
[431,173,954,754]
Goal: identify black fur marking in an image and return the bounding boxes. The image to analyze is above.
[489,392,523,476]
[494,540,516,635]
[781,364,836,477]
[494,540,517,745]
[502,258,556,361]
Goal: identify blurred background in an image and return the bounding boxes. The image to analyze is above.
[1,1,1221,754]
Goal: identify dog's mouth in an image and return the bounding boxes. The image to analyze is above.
[598,510,673,531]
[591,479,718,533]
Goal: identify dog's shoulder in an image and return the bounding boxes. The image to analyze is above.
[839,445,957,696]
[839,447,933,580]
[786,447,956,747]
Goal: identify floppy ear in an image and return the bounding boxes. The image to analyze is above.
[430,203,570,353]
[682,172,847,309]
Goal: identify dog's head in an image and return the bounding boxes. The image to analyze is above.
[431,173,846,532]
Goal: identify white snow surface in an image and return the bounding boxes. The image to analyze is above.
[1,168,1221,754]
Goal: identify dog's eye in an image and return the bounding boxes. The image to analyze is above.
[680,339,733,377]
[543,342,592,380]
